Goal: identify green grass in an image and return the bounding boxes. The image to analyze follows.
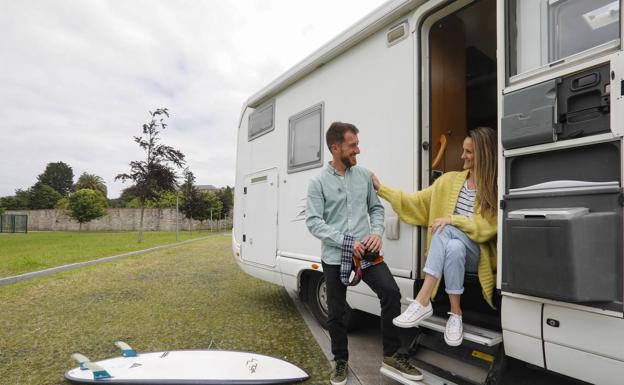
[0,231,218,277]
[0,236,331,384]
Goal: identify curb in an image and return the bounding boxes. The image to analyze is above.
[0,233,229,287]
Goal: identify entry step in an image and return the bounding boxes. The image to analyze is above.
[419,315,503,346]
[380,366,457,385]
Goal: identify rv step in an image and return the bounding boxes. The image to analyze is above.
[380,365,457,385]
[419,315,503,347]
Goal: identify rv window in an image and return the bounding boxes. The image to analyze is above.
[508,0,620,80]
[287,103,323,173]
[248,100,275,141]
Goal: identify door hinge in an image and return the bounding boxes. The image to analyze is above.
[244,187,247,195]
[242,234,246,242]
[499,199,506,210]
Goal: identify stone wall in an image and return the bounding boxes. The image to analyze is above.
[5,209,232,232]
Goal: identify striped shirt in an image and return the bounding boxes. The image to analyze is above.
[454,180,476,217]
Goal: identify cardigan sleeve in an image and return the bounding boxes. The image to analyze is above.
[377,184,433,227]
[450,212,497,243]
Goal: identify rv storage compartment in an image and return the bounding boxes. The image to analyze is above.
[503,208,618,302]
[557,64,610,140]
[502,80,557,149]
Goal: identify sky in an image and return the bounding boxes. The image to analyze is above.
[0,0,387,198]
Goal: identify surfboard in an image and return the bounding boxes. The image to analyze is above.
[65,342,310,384]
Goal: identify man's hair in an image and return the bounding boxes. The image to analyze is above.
[326,122,359,151]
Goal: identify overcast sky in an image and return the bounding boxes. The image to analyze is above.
[0,0,386,198]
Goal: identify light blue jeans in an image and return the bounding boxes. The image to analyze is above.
[423,225,480,295]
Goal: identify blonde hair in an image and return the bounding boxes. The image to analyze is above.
[468,127,497,218]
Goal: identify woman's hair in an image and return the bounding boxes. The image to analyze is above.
[468,127,497,218]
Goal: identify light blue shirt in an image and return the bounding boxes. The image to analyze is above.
[305,163,385,265]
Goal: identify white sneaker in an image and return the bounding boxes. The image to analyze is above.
[393,298,433,328]
[444,312,463,346]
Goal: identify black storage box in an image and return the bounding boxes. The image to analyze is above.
[503,207,618,303]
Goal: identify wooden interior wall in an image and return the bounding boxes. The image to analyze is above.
[430,16,467,173]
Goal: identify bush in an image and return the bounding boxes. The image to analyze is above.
[68,189,108,230]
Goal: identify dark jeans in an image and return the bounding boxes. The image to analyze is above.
[322,261,401,361]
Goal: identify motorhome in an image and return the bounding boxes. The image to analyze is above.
[232,0,624,384]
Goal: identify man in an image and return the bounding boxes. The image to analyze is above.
[306,122,422,385]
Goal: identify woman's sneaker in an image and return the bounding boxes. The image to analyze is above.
[392,298,433,328]
[444,312,463,346]
[330,360,348,385]
[382,352,424,380]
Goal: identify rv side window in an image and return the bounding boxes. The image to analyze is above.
[507,0,620,81]
[248,100,275,141]
[287,103,323,173]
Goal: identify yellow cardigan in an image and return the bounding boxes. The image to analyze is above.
[378,170,497,308]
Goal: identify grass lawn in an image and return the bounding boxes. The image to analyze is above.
[0,231,217,278]
[0,235,330,384]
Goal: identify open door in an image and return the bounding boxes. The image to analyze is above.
[242,168,278,267]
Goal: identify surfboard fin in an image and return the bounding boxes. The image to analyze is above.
[71,353,90,371]
[115,341,138,357]
[84,362,112,380]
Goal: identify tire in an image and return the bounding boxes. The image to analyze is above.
[306,273,360,331]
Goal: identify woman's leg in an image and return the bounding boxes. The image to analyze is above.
[441,226,480,314]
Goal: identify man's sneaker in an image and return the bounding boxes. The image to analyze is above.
[444,312,463,346]
[382,352,424,381]
[330,360,348,385]
[392,298,433,328]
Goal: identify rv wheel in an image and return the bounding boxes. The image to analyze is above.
[306,273,359,331]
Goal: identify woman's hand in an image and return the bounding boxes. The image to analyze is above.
[430,216,452,234]
[370,171,381,191]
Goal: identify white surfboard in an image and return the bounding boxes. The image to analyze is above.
[65,343,309,384]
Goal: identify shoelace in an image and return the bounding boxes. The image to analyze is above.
[404,298,422,317]
[335,361,347,375]
[446,312,461,330]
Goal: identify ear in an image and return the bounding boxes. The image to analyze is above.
[329,143,338,154]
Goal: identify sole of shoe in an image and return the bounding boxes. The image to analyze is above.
[392,309,433,328]
[330,378,347,385]
[381,362,424,381]
[444,334,463,346]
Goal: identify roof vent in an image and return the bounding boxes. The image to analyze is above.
[387,21,408,46]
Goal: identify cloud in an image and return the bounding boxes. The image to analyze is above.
[0,0,385,198]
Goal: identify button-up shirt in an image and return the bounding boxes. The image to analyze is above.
[306,163,385,265]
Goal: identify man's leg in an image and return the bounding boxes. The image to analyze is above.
[364,262,424,381]
[322,262,349,362]
[361,262,401,356]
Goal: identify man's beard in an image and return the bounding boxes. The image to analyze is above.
[340,153,356,168]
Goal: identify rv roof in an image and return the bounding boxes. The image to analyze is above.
[245,0,424,110]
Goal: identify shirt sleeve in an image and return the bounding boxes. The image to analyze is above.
[377,184,433,227]
[367,173,385,237]
[450,212,497,243]
[305,178,345,247]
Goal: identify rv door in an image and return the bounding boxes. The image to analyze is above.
[242,168,279,267]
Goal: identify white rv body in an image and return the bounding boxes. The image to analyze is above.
[234,1,624,384]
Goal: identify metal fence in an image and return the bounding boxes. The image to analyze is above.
[0,214,28,233]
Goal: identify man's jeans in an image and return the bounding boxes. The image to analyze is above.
[322,261,401,361]
[423,225,480,295]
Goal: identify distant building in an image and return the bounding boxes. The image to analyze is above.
[196,185,217,193]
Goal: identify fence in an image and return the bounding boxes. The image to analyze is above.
[0,214,28,233]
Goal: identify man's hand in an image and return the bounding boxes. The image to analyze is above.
[352,240,365,259]
[363,234,382,253]
[430,216,452,234]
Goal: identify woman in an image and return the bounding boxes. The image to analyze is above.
[371,126,497,347]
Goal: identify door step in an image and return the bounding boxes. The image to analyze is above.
[419,315,503,347]
[380,365,457,385]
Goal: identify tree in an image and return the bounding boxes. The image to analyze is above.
[215,186,233,219]
[29,182,63,209]
[202,190,223,223]
[116,108,185,242]
[74,173,107,197]
[0,190,30,210]
[68,189,108,231]
[179,169,202,233]
[37,162,74,196]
